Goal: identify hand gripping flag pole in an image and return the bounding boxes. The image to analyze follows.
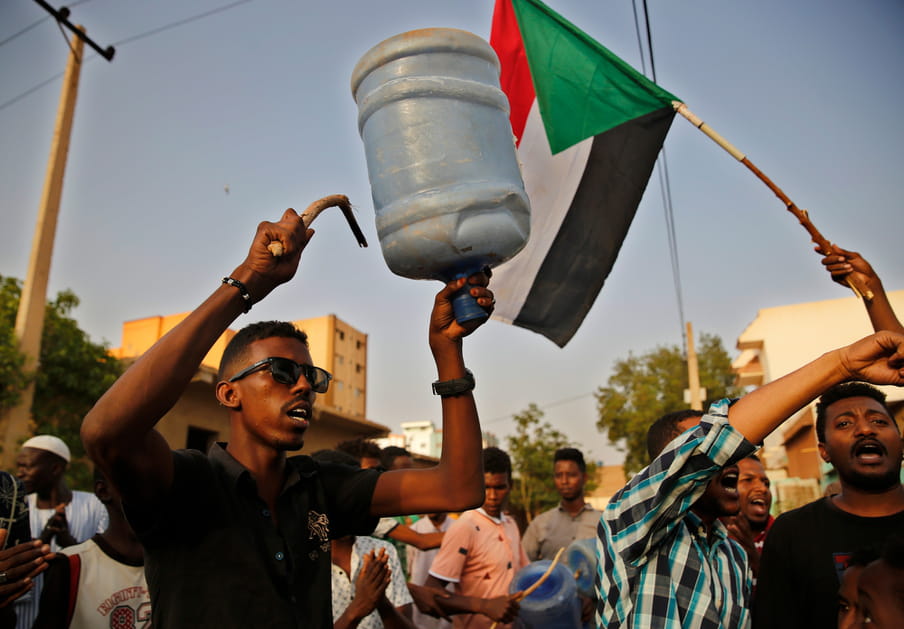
[672,101,872,301]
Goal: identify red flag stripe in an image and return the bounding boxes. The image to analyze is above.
[490,0,535,144]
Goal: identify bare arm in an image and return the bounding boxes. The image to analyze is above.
[81,209,312,505]
[386,525,444,550]
[375,599,416,629]
[820,245,903,334]
[371,274,494,516]
[421,575,520,623]
[728,331,904,445]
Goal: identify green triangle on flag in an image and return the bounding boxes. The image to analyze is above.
[512,0,679,154]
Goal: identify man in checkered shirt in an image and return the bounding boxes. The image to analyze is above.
[595,331,904,628]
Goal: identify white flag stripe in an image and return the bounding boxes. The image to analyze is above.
[491,100,591,323]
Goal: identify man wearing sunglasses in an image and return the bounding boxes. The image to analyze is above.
[81,208,495,629]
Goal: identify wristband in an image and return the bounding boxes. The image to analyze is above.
[222,277,252,313]
[432,369,475,397]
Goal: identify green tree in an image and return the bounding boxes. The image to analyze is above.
[505,403,574,524]
[595,332,743,476]
[1,276,124,488]
[0,277,30,411]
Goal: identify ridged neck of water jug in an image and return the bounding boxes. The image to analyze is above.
[351,27,500,100]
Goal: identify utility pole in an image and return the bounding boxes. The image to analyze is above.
[0,6,114,467]
[685,321,703,411]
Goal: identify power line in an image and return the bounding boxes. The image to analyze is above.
[632,0,687,352]
[482,391,596,426]
[0,0,92,49]
[111,0,252,47]
[0,0,254,113]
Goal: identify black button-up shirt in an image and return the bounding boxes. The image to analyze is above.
[125,444,380,629]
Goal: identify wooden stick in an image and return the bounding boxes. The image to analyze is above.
[267,194,367,256]
[672,102,872,300]
[489,547,565,629]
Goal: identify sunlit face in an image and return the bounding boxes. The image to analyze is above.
[222,336,316,452]
[855,560,904,628]
[736,458,772,531]
[672,417,740,521]
[553,460,586,501]
[16,448,61,494]
[482,472,511,519]
[818,397,903,491]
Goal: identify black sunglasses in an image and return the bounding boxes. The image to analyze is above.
[228,357,332,393]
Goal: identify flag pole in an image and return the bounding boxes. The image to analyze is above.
[671,101,872,301]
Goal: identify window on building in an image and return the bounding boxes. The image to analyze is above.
[337,330,345,341]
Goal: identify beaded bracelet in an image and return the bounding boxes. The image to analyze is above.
[222,277,252,313]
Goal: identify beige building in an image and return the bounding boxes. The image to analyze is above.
[586,464,628,510]
[732,289,904,489]
[112,312,389,454]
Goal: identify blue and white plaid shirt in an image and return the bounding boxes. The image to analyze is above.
[596,401,756,628]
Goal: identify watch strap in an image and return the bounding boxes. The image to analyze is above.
[432,369,475,397]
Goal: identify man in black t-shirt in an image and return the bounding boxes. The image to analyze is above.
[754,382,904,629]
[82,207,496,628]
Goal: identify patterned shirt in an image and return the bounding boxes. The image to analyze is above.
[430,508,529,629]
[596,401,756,629]
[331,536,413,629]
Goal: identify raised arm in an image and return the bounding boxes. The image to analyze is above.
[728,331,904,445]
[81,209,311,505]
[370,273,493,516]
[820,245,903,334]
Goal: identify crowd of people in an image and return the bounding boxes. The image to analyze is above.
[0,210,902,629]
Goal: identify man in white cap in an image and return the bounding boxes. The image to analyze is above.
[13,435,107,629]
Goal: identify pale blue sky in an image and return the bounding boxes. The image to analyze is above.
[2,0,902,465]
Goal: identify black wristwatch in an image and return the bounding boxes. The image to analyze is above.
[432,369,476,397]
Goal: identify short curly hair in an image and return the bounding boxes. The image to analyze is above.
[647,410,703,461]
[483,447,512,479]
[218,320,308,380]
[336,438,383,463]
[554,447,586,473]
[815,382,892,443]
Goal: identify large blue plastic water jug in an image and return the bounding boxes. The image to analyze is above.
[510,560,581,629]
[351,28,530,322]
[564,538,597,599]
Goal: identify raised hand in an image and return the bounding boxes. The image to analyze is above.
[836,331,904,386]
[429,270,494,346]
[819,245,879,290]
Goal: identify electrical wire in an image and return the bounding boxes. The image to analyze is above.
[0,0,254,113]
[0,0,93,49]
[482,391,595,426]
[632,0,688,352]
[111,0,252,47]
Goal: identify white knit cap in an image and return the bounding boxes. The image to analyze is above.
[22,435,71,463]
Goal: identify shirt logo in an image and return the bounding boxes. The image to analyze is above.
[308,510,330,558]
